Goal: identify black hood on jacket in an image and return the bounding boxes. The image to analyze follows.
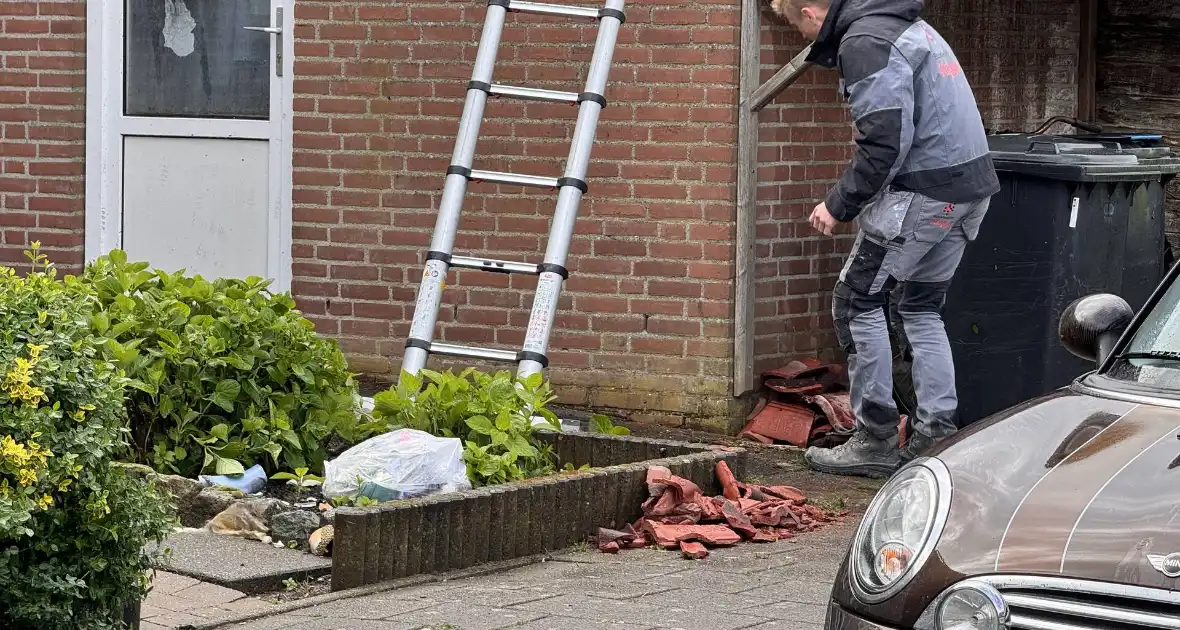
[804,0,924,68]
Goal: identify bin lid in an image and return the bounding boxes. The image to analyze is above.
[988,134,1140,165]
[987,133,1180,181]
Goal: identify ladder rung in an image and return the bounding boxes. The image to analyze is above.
[490,84,579,104]
[507,1,600,20]
[450,256,540,275]
[429,343,518,363]
[469,170,559,189]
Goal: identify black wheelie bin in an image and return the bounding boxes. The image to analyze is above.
[937,131,1180,426]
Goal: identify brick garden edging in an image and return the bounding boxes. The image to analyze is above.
[329,431,748,591]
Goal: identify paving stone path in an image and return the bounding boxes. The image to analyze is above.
[141,572,278,630]
[206,519,851,630]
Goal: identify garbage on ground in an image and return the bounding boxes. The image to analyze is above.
[199,463,268,495]
[593,462,845,559]
[322,428,472,500]
[531,415,582,432]
[309,525,334,557]
[737,357,908,448]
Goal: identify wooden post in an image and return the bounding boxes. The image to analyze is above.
[734,0,761,396]
[733,8,814,396]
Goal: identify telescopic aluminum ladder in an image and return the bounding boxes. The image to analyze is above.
[399,0,626,382]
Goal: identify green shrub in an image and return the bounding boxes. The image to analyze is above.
[0,248,175,629]
[371,369,560,487]
[82,250,365,478]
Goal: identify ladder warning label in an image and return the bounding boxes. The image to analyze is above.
[410,262,446,336]
[523,273,561,353]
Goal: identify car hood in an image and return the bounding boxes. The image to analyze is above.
[833,388,1180,627]
[935,388,1180,585]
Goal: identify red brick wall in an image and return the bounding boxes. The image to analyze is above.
[752,15,853,378]
[751,0,1080,377]
[290,0,745,430]
[0,0,86,274]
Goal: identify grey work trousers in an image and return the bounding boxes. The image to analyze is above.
[832,188,990,441]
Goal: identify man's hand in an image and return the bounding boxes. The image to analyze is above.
[809,202,837,236]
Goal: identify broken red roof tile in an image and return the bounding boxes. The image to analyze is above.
[715,461,740,501]
[737,498,762,511]
[761,485,807,504]
[804,392,855,433]
[646,466,673,496]
[741,431,774,445]
[739,401,815,447]
[765,379,825,395]
[762,358,824,380]
[643,522,742,548]
[721,500,759,539]
[680,541,709,559]
[752,530,779,543]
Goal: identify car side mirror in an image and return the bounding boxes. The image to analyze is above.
[1059,294,1134,365]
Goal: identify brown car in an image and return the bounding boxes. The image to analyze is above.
[823,264,1180,629]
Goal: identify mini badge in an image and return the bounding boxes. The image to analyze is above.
[1147,553,1180,578]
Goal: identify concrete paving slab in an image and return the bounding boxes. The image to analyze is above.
[747,600,830,623]
[506,616,656,630]
[149,571,202,596]
[287,596,437,620]
[143,570,282,627]
[172,580,249,605]
[734,578,833,605]
[635,565,795,595]
[388,604,548,630]
[151,530,332,594]
[396,585,562,608]
[511,593,774,630]
[579,583,680,601]
[744,622,824,630]
[278,619,420,630]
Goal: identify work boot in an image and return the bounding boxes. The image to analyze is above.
[804,431,901,479]
[900,431,950,463]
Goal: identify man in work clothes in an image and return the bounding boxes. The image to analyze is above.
[771,0,1000,477]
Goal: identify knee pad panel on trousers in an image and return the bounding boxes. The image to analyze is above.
[833,281,890,354]
[897,280,951,314]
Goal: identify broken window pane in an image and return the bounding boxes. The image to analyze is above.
[125,0,271,119]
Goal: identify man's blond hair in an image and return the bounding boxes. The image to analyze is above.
[770,0,830,18]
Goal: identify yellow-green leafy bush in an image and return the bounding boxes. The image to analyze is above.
[0,248,175,629]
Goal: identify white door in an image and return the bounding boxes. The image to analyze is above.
[86,0,294,290]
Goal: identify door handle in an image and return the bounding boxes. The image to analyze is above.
[243,7,284,77]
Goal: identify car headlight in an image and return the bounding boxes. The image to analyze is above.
[915,580,1010,630]
[849,457,952,603]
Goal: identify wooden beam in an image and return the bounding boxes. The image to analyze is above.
[746,44,814,113]
[733,0,761,396]
[1077,0,1098,122]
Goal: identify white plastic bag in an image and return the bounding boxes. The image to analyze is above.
[322,428,472,500]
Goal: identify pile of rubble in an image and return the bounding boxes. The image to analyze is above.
[593,462,845,559]
[737,357,908,448]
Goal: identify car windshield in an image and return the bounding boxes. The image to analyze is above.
[1104,275,1180,391]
